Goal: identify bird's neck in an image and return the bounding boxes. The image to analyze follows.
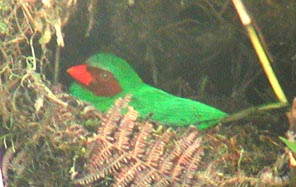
[116,72,143,92]
[70,83,114,111]
[69,82,138,112]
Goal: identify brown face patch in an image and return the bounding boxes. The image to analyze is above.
[86,66,122,97]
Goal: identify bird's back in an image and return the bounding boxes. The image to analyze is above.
[130,84,227,129]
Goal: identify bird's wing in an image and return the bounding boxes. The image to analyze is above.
[130,85,227,129]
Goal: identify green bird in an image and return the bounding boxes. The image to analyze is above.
[67,53,227,129]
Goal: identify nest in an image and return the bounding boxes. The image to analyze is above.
[0,52,289,187]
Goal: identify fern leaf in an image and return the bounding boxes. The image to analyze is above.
[131,122,153,159]
[114,106,137,151]
[73,96,203,186]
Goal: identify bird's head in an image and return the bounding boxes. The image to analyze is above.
[67,53,143,97]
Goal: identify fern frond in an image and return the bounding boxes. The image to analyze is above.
[114,106,138,151]
[131,122,153,159]
[97,95,131,139]
[73,96,204,186]
[145,129,174,168]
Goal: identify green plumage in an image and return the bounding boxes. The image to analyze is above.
[69,53,227,129]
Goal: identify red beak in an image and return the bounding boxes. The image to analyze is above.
[67,64,93,86]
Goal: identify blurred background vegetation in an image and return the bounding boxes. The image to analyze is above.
[59,0,296,113]
[2,0,296,114]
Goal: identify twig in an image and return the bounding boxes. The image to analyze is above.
[0,168,3,187]
[232,0,288,104]
[53,45,61,84]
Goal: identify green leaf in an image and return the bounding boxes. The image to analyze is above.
[0,21,8,34]
[279,136,296,152]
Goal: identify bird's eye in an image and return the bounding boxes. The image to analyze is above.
[100,72,109,80]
